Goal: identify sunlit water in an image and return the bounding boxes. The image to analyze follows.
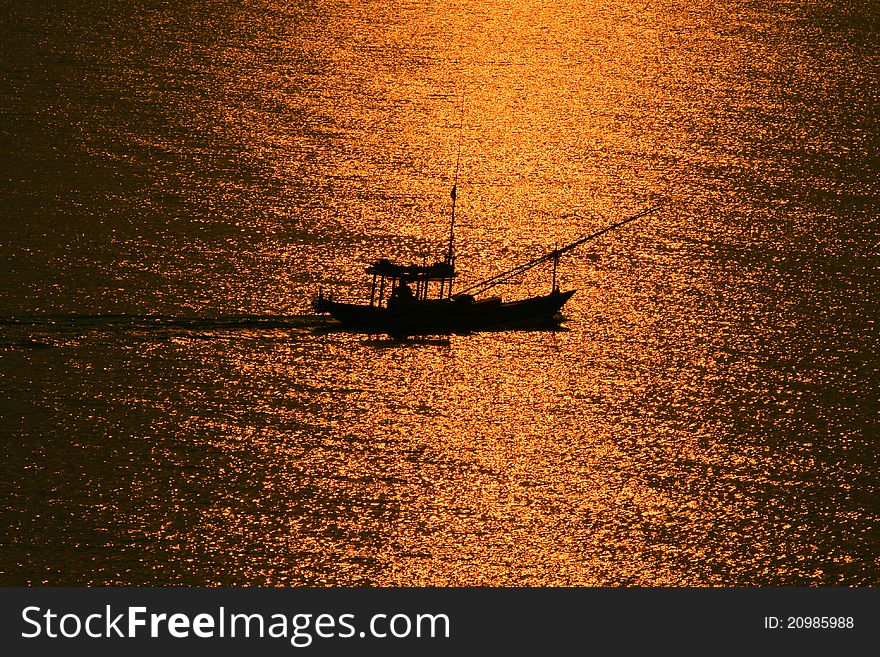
[0,0,877,585]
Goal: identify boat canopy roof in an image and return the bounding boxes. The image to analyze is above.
[365,258,455,281]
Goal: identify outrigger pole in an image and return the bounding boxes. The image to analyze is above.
[455,202,665,298]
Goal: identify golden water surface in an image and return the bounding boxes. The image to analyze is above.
[0,0,876,585]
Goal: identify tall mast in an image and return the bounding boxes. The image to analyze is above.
[447,184,456,264]
[446,100,464,266]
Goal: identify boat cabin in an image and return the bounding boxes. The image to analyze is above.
[365,258,456,307]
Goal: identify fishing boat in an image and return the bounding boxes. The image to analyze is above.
[312,189,663,337]
[312,258,575,336]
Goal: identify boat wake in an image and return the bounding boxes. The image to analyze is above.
[0,314,326,349]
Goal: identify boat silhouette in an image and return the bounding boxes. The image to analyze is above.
[312,193,662,337]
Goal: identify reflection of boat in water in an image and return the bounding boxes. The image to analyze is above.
[313,186,662,337]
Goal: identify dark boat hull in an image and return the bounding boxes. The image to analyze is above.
[318,289,575,336]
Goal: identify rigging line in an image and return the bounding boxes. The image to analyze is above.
[455,202,665,297]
